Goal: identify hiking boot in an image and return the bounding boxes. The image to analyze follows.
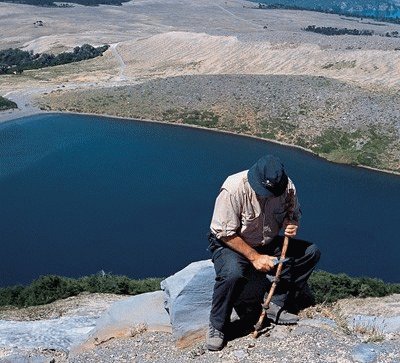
[206,323,225,351]
[263,302,299,325]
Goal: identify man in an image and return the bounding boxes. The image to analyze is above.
[207,155,321,351]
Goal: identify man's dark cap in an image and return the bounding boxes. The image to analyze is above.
[247,155,288,197]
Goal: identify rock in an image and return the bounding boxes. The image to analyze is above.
[71,291,171,355]
[269,325,291,339]
[299,317,337,330]
[232,349,248,360]
[349,315,400,334]
[161,260,215,348]
[351,344,378,363]
[0,315,97,352]
[0,354,54,363]
[161,259,269,348]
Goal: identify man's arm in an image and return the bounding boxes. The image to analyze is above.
[221,235,276,272]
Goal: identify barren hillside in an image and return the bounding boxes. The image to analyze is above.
[1,0,400,171]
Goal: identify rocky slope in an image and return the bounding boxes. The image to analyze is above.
[1,260,399,363]
[0,293,399,363]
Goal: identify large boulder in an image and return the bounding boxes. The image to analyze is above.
[161,259,269,347]
[161,260,215,347]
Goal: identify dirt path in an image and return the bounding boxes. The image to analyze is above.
[110,43,128,82]
[214,3,259,28]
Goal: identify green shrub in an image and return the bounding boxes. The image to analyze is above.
[162,108,219,127]
[79,273,162,295]
[0,44,109,75]
[313,128,355,154]
[16,275,82,306]
[309,270,400,304]
[2,270,398,308]
[0,96,17,110]
[356,128,395,167]
[181,110,219,127]
[0,285,24,306]
[0,273,163,307]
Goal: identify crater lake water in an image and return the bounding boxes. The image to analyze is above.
[0,113,399,286]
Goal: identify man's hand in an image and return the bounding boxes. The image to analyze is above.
[252,254,276,272]
[284,224,298,238]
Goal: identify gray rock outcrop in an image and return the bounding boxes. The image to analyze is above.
[160,259,270,347]
[70,291,171,355]
[161,260,215,347]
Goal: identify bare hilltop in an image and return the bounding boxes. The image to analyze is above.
[1,0,400,172]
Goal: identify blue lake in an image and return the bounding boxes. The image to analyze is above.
[0,113,399,286]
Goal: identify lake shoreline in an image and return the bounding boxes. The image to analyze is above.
[1,111,399,287]
[2,108,399,177]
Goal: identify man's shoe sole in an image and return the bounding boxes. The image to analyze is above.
[207,343,224,351]
[269,318,299,325]
[267,313,299,325]
[262,301,299,325]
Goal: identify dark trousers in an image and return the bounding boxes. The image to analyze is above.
[208,234,321,331]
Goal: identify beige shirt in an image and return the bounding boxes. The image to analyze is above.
[210,170,301,247]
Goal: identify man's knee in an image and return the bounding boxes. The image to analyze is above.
[306,243,321,263]
[216,268,246,285]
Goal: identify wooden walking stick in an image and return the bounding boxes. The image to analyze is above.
[253,189,295,338]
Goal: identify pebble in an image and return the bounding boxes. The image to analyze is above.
[232,349,248,360]
[351,344,378,363]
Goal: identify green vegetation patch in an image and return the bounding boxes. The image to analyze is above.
[304,25,373,36]
[0,44,109,75]
[355,127,397,167]
[322,60,357,70]
[309,270,400,304]
[257,115,297,140]
[0,96,17,111]
[0,274,163,308]
[163,109,219,128]
[311,126,397,169]
[313,128,357,154]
